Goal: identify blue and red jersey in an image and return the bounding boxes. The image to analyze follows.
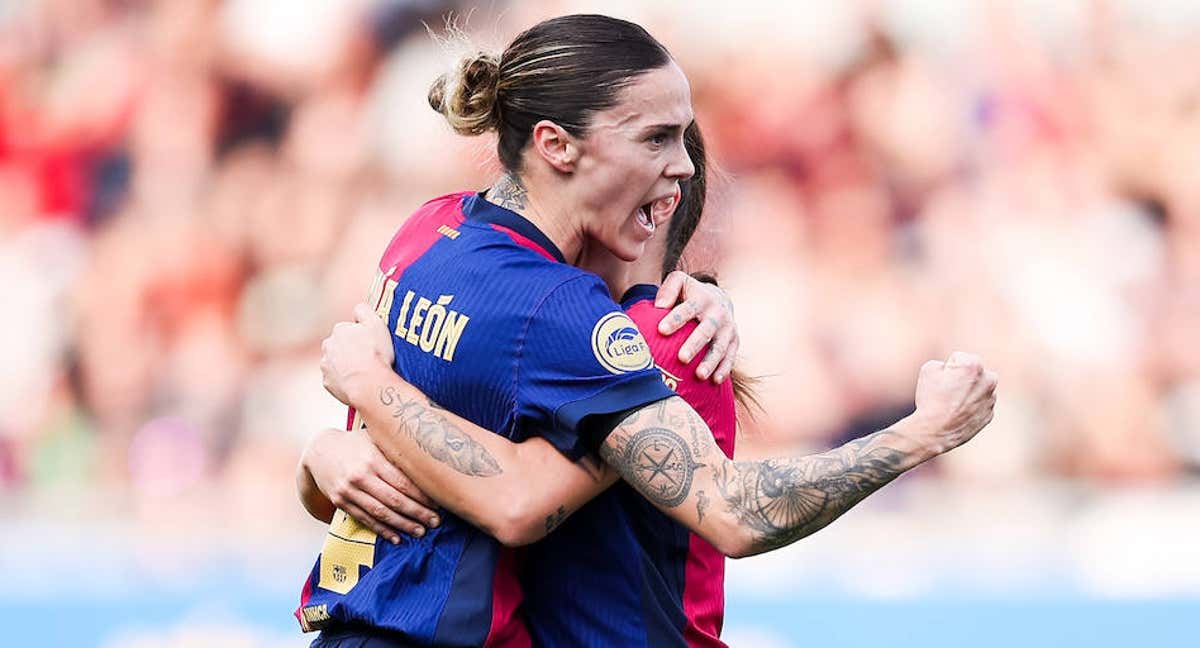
[296,192,674,646]
[519,284,738,648]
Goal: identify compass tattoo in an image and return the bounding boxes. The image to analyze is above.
[621,428,703,508]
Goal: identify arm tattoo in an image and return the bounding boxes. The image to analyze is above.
[615,428,703,508]
[490,173,528,212]
[545,505,568,534]
[602,398,914,555]
[600,401,707,509]
[379,386,502,477]
[713,434,908,553]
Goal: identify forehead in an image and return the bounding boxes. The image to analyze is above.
[592,61,694,130]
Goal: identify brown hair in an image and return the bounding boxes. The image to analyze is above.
[428,14,673,172]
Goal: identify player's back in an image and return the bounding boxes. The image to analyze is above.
[298,192,573,646]
[298,193,675,647]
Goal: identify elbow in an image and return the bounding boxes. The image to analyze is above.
[490,517,542,548]
[483,496,546,548]
[492,525,541,548]
[714,534,756,560]
[706,517,759,559]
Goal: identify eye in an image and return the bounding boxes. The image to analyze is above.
[647,132,669,148]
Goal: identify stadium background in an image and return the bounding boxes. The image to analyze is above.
[1,0,1197,645]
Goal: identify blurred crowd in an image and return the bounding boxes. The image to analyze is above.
[2,0,1199,536]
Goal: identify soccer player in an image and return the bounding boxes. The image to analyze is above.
[302,122,746,647]
[304,14,998,647]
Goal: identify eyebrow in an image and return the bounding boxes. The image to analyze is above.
[639,122,688,136]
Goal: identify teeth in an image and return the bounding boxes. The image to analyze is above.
[638,205,654,229]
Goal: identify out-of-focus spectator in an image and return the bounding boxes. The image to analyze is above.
[1,0,1198,576]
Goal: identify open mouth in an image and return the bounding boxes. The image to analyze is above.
[636,202,655,232]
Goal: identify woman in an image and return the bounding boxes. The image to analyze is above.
[304,122,749,647]
[305,13,997,648]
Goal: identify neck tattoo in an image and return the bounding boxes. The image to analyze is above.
[491,173,528,212]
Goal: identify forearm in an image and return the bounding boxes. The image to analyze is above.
[296,434,337,523]
[713,417,933,556]
[345,368,614,545]
[599,397,938,558]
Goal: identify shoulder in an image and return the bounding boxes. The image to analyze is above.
[403,191,474,230]
[377,192,473,270]
[624,299,695,378]
[624,298,735,431]
[526,272,622,332]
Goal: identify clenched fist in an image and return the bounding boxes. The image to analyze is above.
[321,303,396,405]
[911,351,998,455]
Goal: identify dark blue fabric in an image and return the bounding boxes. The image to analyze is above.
[521,485,691,648]
[463,192,566,262]
[300,193,672,644]
[516,276,674,459]
[311,625,422,648]
[619,283,660,307]
[523,282,692,648]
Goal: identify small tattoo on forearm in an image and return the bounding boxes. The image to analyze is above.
[545,505,568,534]
[696,489,709,523]
[379,386,398,407]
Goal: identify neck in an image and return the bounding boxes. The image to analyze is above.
[577,228,668,301]
[488,172,585,262]
[626,233,667,287]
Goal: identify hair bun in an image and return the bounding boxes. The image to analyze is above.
[428,52,501,136]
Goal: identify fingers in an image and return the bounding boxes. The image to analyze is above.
[695,319,736,382]
[353,302,376,324]
[654,270,689,309]
[712,336,738,384]
[945,351,983,374]
[344,475,430,543]
[339,498,406,545]
[676,311,716,362]
[375,461,440,525]
[920,359,945,374]
[982,370,998,394]
[364,474,439,533]
[660,296,700,336]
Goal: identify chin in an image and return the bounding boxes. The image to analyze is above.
[613,241,645,263]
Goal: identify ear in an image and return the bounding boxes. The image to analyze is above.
[530,119,579,173]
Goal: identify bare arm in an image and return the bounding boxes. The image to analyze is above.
[343,372,616,546]
[596,397,927,557]
[296,427,445,543]
[334,360,993,557]
[595,354,996,556]
[297,434,337,524]
[324,306,996,555]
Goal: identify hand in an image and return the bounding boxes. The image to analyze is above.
[911,352,998,454]
[304,427,441,544]
[654,271,739,383]
[321,303,395,405]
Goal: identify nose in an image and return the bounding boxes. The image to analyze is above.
[666,139,695,181]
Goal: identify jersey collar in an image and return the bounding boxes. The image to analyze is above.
[463,192,567,263]
[619,283,660,308]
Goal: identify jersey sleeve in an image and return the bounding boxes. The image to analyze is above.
[516,275,675,459]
